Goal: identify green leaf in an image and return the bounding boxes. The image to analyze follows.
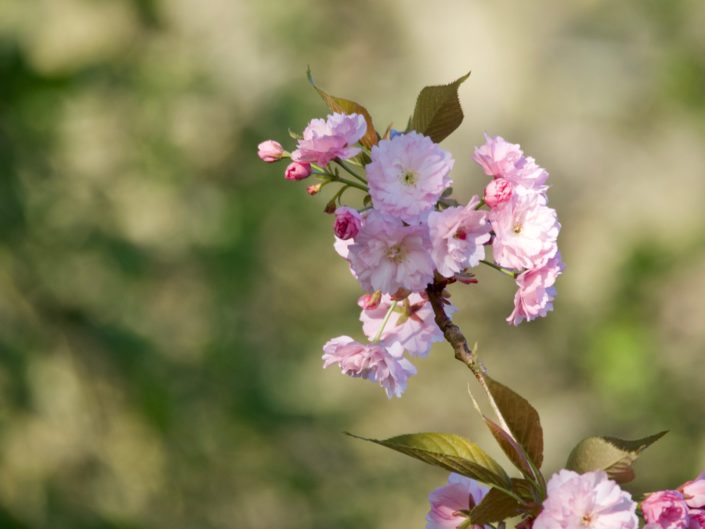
[511,478,539,502]
[485,375,544,469]
[469,488,522,525]
[408,72,470,143]
[306,67,378,149]
[565,431,667,484]
[348,432,511,489]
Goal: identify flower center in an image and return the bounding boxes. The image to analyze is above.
[401,170,417,186]
[513,222,522,234]
[581,513,593,526]
[386,244,405,263]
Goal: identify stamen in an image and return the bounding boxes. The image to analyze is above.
[402,171,417,185]
[386,244,404,263]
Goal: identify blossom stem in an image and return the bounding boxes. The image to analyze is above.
[335,176,368,192]
[336,159,368,184]
[425,282,514,440]
[372,301,397,343]
[480,259,517,278]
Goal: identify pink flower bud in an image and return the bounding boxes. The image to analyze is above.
[483,177,512,208]
[257,140,284,163]
[306,183,322,196]
[641,490,689,529]
[333,207,362,240]
[357,291,382,310]
[284,162,311,181]
[689,511,705,529]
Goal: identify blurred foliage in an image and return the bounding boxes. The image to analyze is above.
[0,1,704,528]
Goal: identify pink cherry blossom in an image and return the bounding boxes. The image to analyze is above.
[367,131,454,224]
[473,134,549,195]
[511,155,549,195]
[334,207,362,240]
[359,292,456,357]
[533,470,638,529]
[641,490,690,529]
[473,134,524,178]
[426,473,489,529]
[427,195,491,278]
[321,336,416,398]
[688,511,705,529]
[681,472,705,509]
[258,140,284,162]
[284,161,311,181]
[507,253,564,326]
[490,193,560,270]
[292,113,366,166]
[484,177,513,208]
[347,211,435,294]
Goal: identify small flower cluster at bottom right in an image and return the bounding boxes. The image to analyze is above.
[426,469,705,529]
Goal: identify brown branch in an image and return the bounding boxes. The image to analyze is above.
[425,281,480,373]
[425,280,513,436]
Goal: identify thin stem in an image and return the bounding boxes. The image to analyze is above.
[336,159,367,183]
[372,301,397,342]
[312,163,368,192]
[335,176,368,192]
[330,185,350,206]
[480,259,517,278]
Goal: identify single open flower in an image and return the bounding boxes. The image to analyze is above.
[292,113,366,166]
[534,470,638,529]
[321,336,416,398]
[367,131,454,224]
[347,210,435,294]
[426,473,489,529]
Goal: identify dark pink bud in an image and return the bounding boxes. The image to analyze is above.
[257,140,284,163]
[484,176,512,208]
[333,207,362,240]
[284,162,311,181]
[641,490,689,529]
[358,291,382,310]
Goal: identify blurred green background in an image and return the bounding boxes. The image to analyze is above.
[1,0,704,528]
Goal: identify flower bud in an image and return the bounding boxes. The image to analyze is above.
[257,140,284,163]
[641,490,689,529]
[333,207,362,240]
[284,161,311,181]
[358,291,382,310]
[306,183,322,196]
[483,176,512,208]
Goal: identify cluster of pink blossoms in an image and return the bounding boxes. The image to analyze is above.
[258,114,562,397]
[641,472,705,529]
[426,470,705,529]
[427,470,636,529]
